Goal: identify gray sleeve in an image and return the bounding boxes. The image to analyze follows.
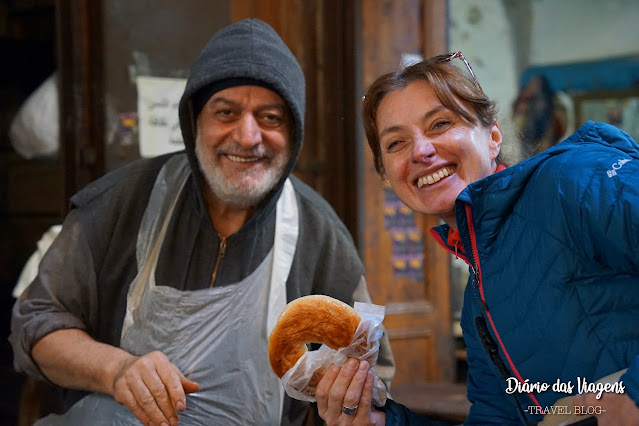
[352,275,396,392]
[9,208,99,381]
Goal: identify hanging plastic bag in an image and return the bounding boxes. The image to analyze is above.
[9,73,59,159]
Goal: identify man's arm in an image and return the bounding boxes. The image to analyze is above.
[10,208,198,426]
[32,329,128,395]
[33,328,199,426]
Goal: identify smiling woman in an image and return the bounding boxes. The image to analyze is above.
[316,51,639,425]
[362,57,502,228]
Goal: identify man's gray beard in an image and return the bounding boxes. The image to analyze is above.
[195,139,291,209]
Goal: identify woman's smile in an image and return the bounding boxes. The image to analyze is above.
[416,165,456,188]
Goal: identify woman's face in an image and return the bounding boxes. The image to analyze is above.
[377,80,502,227]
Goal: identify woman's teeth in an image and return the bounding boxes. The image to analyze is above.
[417,167,454,188]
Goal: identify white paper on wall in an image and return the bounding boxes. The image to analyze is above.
[136,76,187,157]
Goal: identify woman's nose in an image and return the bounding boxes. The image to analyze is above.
[234,114,262,146]
[412,134,436,162]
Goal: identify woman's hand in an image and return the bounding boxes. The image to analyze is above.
[316,358,385,426]
[572,392,639,426]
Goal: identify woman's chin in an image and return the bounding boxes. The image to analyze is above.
[408,190,455,215]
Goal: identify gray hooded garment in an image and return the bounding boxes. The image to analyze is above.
[10,18,394,424]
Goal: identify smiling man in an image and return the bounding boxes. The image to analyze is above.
[10,19,394,426]
[194,85,293,236]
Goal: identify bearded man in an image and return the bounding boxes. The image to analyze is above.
[11,18,394,426]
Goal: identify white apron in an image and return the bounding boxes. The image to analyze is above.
[37,154,298,425]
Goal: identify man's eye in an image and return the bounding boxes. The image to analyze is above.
[216,109,232,116]
[260,113,283,126]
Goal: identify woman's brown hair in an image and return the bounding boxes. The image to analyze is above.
[362,54,499,176]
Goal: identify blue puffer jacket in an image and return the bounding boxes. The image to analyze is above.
[383,121,639,425]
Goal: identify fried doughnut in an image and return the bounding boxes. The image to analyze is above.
[268,295,361,378]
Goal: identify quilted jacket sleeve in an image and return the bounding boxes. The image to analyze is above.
[558,125,639,410]
[380,399,428,425]
[559,134,639,273]
[381,398,456,425]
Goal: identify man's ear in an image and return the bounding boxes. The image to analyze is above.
[489,122,502,160]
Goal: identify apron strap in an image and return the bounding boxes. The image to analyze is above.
[267,178,298,337]
[269,178,299,425]
[122,154,190,341]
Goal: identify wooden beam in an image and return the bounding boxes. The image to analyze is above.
[56,0,105,210]
[423,0,448,57]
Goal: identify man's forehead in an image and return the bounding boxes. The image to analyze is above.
[209,85,286,107]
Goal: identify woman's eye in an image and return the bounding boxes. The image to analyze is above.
[386,140,403,151]
[433,119,450,128]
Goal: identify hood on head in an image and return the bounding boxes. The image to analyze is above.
[178,18,306,207]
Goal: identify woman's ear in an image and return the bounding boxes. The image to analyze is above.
[489,122,503,160]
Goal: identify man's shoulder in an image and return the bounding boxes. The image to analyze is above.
[70,152,179,208]
[289,175,355,242]
[289,176,339,217]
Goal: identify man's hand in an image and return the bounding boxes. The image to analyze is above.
[32,329,200,426]
[112,351,200,426]
[572,392,639,426]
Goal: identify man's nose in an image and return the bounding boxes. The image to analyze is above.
[412,133,436,163]
[234,114,262,146]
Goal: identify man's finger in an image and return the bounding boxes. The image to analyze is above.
[156,364,188,413]
[119,387,151,426]
[129,373,171,426]
[179,370,200,395]
[142,369,179,425]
